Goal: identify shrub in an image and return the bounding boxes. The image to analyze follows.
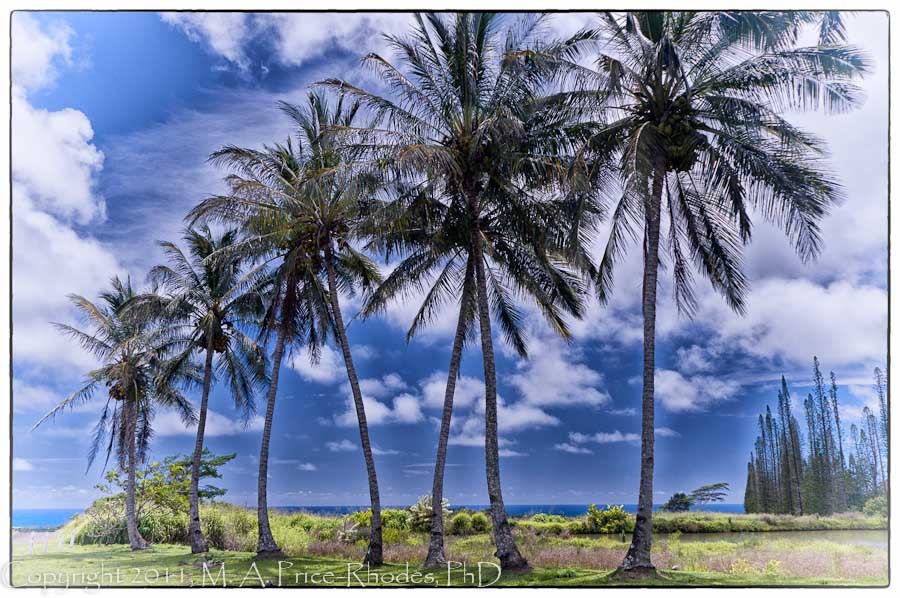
[449,513,472,535]
[382,527,404,545]
[585,504,632,534]
[470,512,490,533]
[863,495,888,518]
[408,495,450,533]
[530,513,567,523]
[382,509,411,531]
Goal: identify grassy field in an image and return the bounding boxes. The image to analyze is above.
[10,530,888,587]
[10,505,886,587]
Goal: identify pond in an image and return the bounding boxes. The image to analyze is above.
[659,529,888,549]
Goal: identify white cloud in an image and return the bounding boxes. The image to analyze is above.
[297,463,317,472]
[161,12,413,71]
[12,88,105,224]
[421,372,484,410]
[683,279,887,370]
[334,391,425,427]
[160,12,253,69]
[326,439,356,452]
[507,335,611,408]
[154,408,264,437]
[372,445,401,456]
[290,344,344,384]
[554,443,593,454]
[675,345,716,375]
[13,458,34,472]
[11,13,73,92]
[258,13,413,67]
[570,430,640,444]
[11,19,123,377]
[654,427,681,438]
[12,381,63,414]
[654,369,740,413]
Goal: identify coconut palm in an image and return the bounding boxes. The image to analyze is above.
[32,276,197,551]
[324,13,594,570]
[137,226,269,553]
[547,11,869,573]
[189,146,333,556]
[188,94,384,561]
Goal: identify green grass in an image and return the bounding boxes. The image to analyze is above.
[11,533,888,588]
[8,544,888,587]
[20,504,884,587]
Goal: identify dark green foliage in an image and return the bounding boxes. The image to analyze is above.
[470,512,491,534]
[449,513,473,535]
[585,504,631,534]
[662,493,693,512]
[745,363,887,515]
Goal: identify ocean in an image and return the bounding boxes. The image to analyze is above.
[13,504,744,529]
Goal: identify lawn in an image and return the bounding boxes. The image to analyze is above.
[10,535,888,588]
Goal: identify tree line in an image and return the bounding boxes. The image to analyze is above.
[30,11,871,577]
[744,360,888,515]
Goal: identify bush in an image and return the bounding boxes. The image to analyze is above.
[449,513,472,535]
[585,504,632,534]
[470,512,490,533]
[863,495,888,518]
[382,509,411,531]
[530,513,567,523]
[408,495,450,533]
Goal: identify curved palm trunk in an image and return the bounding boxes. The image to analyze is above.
[188,337,216,554]
[620,164,665,573]
[324,247,383,567]
[257,328,288,555]
[424,255,474,568]
[125,398,148,551]
[472,229,529,572]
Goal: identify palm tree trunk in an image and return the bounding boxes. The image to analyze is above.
[125,398,148,551]
[424,255,474,568]
[257,327,287,555]
[324,246,383,567]
[620,162,665,573]
[472,227,529,572]
[188,336,216,554]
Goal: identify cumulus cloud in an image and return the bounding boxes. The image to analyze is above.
[160,12,253,68]
[326,439,356,452]
[297,463,317,472]
[161,12,413,71]
[507,335,611,408]
[331,373,423,427]
[654,369,740,413]
[154,408,264,437]
[11,15,124,377]
[11,13,73,92]
[290,344,345,384]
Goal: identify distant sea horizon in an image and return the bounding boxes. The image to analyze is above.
[13,503,745,529]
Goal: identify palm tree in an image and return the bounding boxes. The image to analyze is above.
[548,11,869,574]
[187,95,384,560]
[190,148,332,556]
[324,13,593,570]
[138,226,269,553]
[33,276,197,550]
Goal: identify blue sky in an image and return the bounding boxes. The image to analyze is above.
[11,11,889,509]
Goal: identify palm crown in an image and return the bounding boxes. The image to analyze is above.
[34,276,198,471]
[552,11,870,314]
[327,13,593,355]
[142,226,270,421]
